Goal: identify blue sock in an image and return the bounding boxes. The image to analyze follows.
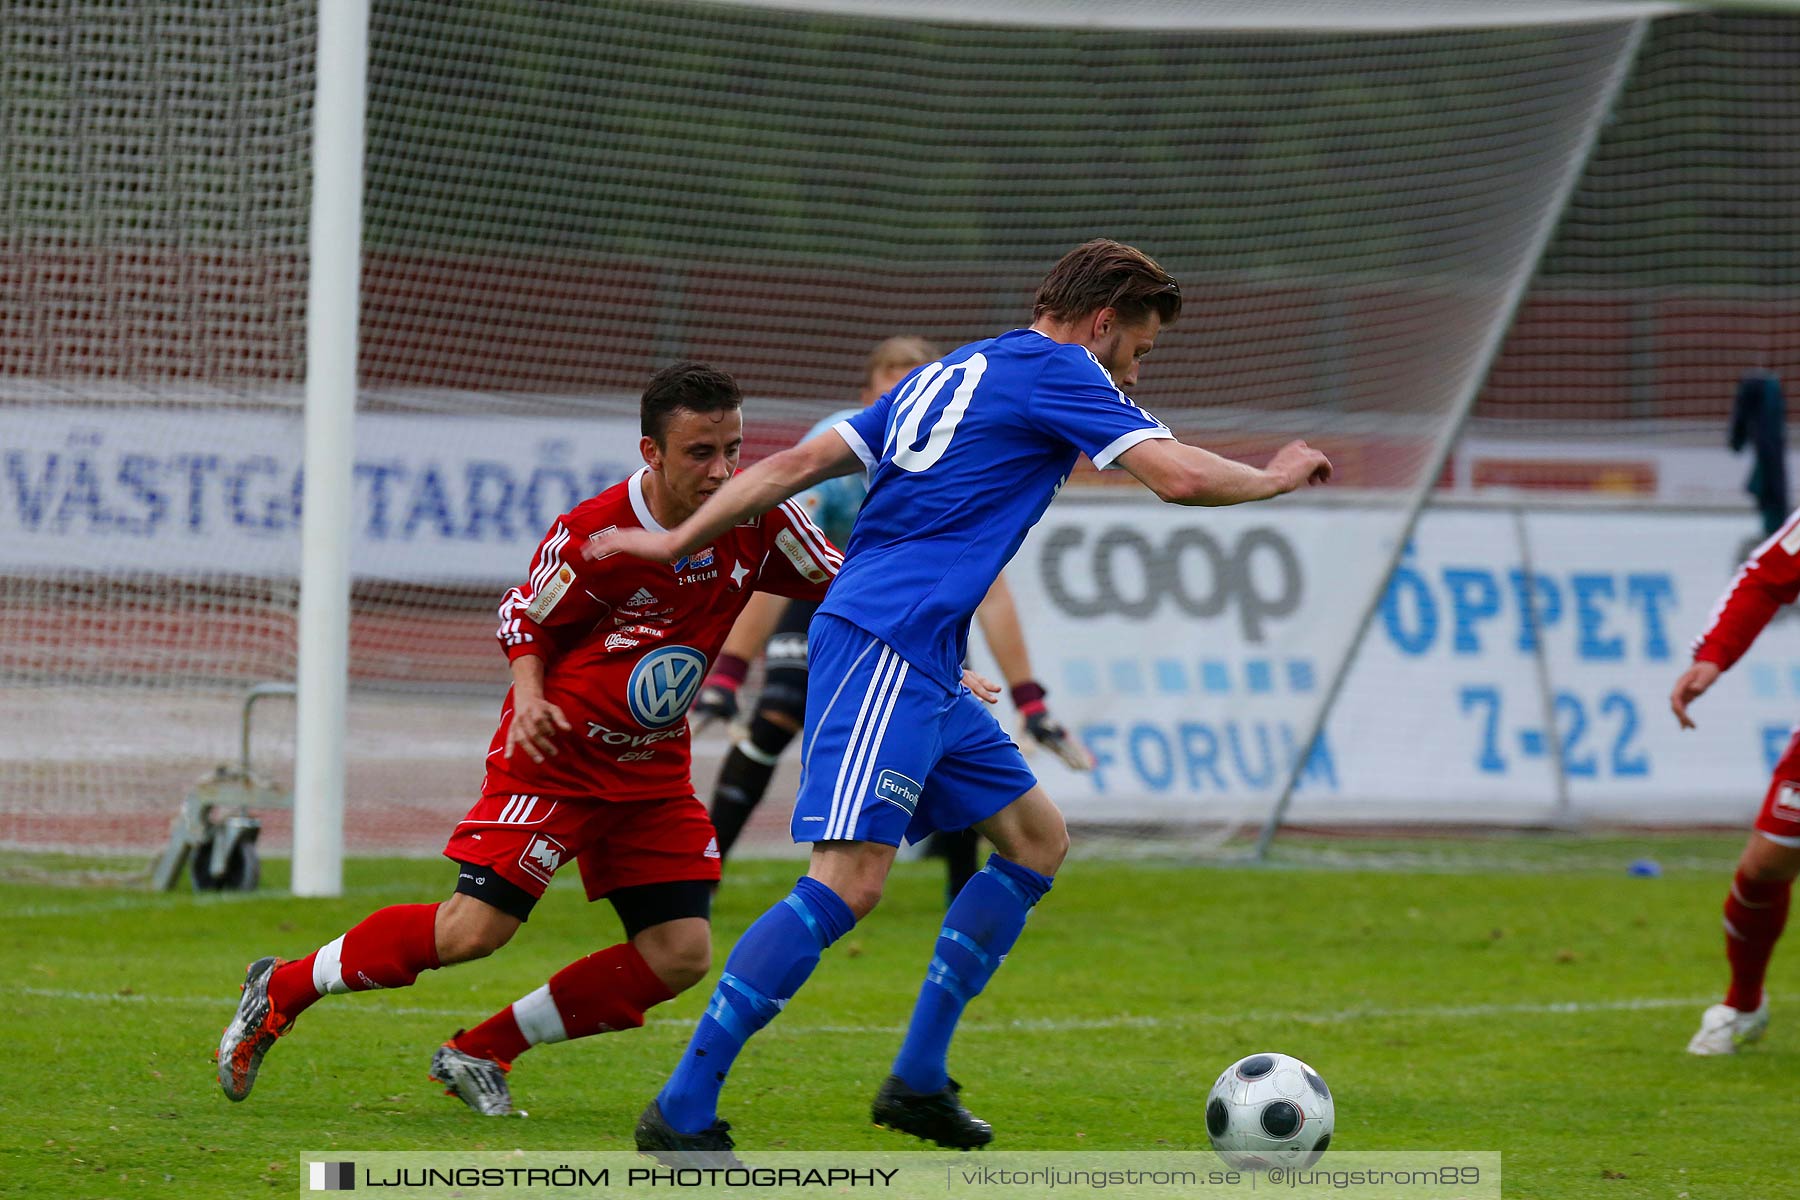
[891,853,1053,1093]
[657,876,854,1134]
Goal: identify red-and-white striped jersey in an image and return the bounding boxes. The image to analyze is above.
[1692,509,1800,671]
[484,466,841,802]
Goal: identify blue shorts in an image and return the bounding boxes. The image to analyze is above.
[792,615,1039,847]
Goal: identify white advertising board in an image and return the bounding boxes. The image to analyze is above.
[0,408,643,582]
[1001,499,1797,828]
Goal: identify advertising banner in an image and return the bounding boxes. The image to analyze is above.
[1002,498,1799,827]
[0,408,642,582]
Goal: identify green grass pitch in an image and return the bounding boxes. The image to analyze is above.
[3,836,1792,1199]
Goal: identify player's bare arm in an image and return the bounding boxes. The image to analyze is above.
[974,576,1032,689]
[588,429,861,565]
[1116,436,1331,507]
[1670,660,1723,730]
[503,652,572,763]
[720,591,789,663]
[974,575,1093,770]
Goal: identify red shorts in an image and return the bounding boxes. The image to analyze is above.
[442,790,722,902]
[1757,730,1800,846]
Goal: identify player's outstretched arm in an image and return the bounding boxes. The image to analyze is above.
[722,591,790,662]
[587,430,863,564]
[1687,532,1800,673]
[1116,437,1331,507]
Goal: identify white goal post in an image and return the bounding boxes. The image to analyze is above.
[292,0,370,897]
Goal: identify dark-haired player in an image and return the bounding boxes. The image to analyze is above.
[215,363,841,1115]
[595,240,1331,1154]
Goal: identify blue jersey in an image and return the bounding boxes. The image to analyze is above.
[792,409,867,547]
[819,328,1171,689]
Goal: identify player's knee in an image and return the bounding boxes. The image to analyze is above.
[746,710,801,757]
[434,893,522,964]
[437,917,516,964]
[979,787,1069,878]
[835,876,886,920]
[1741,859,1785,884]
[807,841,896,920]
[634,921,713,992]
[757,707,803,737]
[754,684,806,736]
[1012,811,1070,877]
[1743,835,1800,883]
[646,947,711,994]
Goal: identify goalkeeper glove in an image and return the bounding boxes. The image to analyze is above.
[1011,680,1093,771]
[690,653,748,735]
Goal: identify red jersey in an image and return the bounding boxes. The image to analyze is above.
[1692,510,1800,671]
[483,467,841,802]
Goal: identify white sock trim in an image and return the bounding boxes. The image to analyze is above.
[512,983,569,1045]
[313,934,350,995]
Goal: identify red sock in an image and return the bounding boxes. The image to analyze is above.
[267,902,442,1018]
[454,943,675,1063]
[267,954,323,1019]
[454,1006,531,1066]
[1724,870,1790,1012]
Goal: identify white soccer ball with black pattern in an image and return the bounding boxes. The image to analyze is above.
[1205,1052,1334,1171]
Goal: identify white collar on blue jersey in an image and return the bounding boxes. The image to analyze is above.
[628,466,669,533]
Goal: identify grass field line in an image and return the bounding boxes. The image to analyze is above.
[3,870,829,918]
[3,882,436,918]
[7,985,1713,1034]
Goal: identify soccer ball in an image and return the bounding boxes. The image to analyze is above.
[1205,1052,1334,1171]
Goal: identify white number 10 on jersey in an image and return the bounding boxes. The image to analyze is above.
[885,354,987,473]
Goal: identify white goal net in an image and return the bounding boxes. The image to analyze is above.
[0,1,1740,861]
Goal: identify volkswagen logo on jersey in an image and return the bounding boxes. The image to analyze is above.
[626,645,709,729]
